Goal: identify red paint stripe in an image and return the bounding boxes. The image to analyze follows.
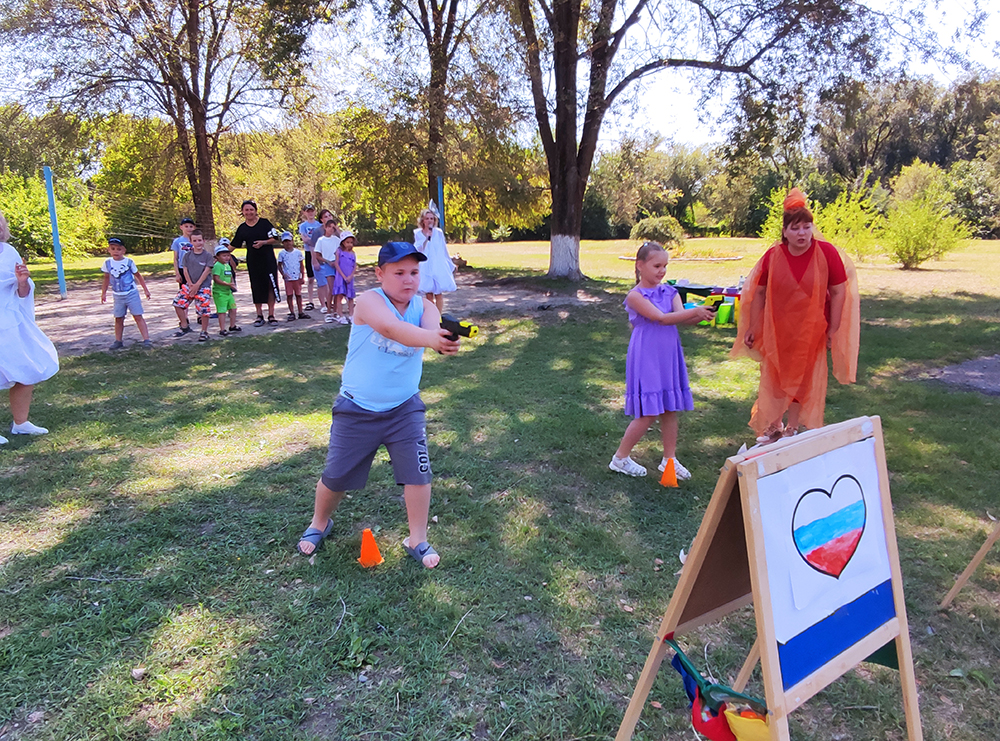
[805,528,864,578]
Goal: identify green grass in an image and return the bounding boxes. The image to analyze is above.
[3,240,1000,740]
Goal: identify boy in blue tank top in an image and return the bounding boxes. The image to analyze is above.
[297,242,462,568]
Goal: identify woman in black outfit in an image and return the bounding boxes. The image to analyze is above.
[231,200,279,326]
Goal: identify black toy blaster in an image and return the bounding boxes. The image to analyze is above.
[440,314,478,341]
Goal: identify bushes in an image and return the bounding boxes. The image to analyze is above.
[815,186,884,262]
[629,215,685,248]
[883,161,970,269]
[0,173,106,259]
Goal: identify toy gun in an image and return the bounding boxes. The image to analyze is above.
[701,295,724,312]
[440,314,478,341]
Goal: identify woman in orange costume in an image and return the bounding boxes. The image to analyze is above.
[732,189,860,442]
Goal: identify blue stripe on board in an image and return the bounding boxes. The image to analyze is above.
[793,499,866,553]
[777,580,896,691]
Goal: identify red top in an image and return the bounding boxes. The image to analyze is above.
[759,239,847,286]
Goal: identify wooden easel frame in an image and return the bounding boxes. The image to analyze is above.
[939,519,1000,609]
[616,416,922,741]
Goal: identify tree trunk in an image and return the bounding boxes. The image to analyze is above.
[545,0,586,280]
[191,103,216,239]
[426,51,448,208]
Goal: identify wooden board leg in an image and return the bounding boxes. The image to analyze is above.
[615,635,671,741]
[733,637,761,693]
[940,520,1000,609]
[895,630,924,741]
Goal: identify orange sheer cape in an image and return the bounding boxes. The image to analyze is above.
[731,240,860,435]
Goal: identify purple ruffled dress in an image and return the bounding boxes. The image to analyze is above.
[332,249,356,298]
[624,283,694,417]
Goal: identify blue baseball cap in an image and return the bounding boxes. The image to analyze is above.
[378,241,427,266]
[280,231,293,242]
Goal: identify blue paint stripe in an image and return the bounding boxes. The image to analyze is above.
[793,500,866,553]
[777,580,896,691]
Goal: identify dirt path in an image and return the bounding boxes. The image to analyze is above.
[33,267,605,358]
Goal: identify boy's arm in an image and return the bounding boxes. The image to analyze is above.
[101,273,109,302]
[187,262,210,290]
[354,292,459,355]
[172,249,182,281]
[133,266,151,298]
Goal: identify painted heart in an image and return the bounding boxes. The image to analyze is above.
[791,474,867,579]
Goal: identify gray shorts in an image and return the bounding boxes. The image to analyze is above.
[113,290,144,318]
[321,394,432,492]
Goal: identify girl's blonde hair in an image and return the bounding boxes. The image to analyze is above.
[0,210,10,243]
[418,208,438,227]
[634,240,666,283]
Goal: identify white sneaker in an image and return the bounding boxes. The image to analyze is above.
[658,457,691,480]
[0,433,7,444]
[320,306,328,314]
[11,421,48,435]
[609,456,647,477]
[336,315,349,325]
[324,314,336,323]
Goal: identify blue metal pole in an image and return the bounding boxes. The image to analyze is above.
[42,166,68,298]
[437,176,445,233]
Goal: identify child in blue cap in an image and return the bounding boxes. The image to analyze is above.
[297,242,463,568]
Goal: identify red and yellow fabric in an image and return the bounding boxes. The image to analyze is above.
[731,239,860,435]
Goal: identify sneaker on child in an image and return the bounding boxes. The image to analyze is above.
[11,421,48,435]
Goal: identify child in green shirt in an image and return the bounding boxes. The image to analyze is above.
[212,243,240,336]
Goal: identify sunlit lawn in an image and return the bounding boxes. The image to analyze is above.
[4,239,1000,740]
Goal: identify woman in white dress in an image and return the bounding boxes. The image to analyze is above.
[413,207,456,312]
[0,210,59,444]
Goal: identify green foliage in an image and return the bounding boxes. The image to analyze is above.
[588,135,682,232]
[0,173,106,259]
[91,115,190,253]
[490,223,512,242]
[0,104,98,180]
[629,215,685,247]
[815,185,884,262]
[884,161,970,269]
[757,187,789,246]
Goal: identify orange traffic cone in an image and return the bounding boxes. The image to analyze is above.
[660,458,678,488]
[358,528,384,567]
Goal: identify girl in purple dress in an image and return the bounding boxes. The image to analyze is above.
[331,231,357,324]
[609,242,715,478]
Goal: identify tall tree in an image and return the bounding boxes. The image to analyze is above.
[509,0,937,279]
[381,0,499,203]
[2,0,327,238]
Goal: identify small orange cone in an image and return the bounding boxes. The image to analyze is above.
[358,528,384,567]
[660,458,678,488]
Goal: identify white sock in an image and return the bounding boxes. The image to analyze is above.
[11,421,48,435]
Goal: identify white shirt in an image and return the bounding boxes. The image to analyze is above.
[277,248,304,280]
[315,235,341,262]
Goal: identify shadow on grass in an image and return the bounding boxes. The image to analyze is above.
[2,288,1000,739]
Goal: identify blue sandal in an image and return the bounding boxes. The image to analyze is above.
[403,540,439,568]
[297,518,334,555]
